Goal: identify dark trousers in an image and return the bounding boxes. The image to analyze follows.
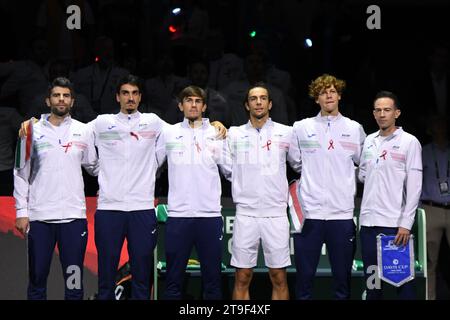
[360,226,416,300]
[294,219,356,300]
[95,209,157,300]
[27,219,88,300]
[163,217,223,300]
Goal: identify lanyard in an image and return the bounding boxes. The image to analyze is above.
[431,144,450,180]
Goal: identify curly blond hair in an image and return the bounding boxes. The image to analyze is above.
[308,74,346,99]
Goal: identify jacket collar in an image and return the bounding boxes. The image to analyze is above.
[245,117,274,131]
[181,117,210,129]
[41,113,72,127]
[117,111,141,121]
[315,111,342,123]
[374,127,403,140]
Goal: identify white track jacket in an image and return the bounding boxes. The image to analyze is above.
[226,119,296,217]
[92,111,167,211]
[14,114,98,221]
[289,112,366,220]
[358,128,423,230]
[156,118,228,217]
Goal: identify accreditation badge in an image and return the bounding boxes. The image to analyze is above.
[439,181,449,195]
[377,234,415,287]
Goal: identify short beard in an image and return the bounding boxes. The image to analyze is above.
[51,106,70,117]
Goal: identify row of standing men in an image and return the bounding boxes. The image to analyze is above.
[14,73,424,300]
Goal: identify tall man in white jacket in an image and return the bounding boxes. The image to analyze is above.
[226,83,298,300]
[14,77,98,299]
[289,74,366,299]
[91,75,166,300]
[156,85,229,299]
[358,91,422,299]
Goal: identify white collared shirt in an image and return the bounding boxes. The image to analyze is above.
[358,128,423,229]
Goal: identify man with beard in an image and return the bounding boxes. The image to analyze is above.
[14,77,98,299]
[225,83,297,299]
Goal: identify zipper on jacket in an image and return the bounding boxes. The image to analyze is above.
[126,115,132,209]
[256,127,262,205]
[324,118,332,211]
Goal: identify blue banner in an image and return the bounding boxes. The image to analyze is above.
[377,235,415,287]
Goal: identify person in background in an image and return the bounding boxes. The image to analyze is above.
[420,114,450,300]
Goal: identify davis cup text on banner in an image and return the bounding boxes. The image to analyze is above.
[377,234,415,287]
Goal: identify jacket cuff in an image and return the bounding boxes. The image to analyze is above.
[399,215,414,231]
[16,208,29,218]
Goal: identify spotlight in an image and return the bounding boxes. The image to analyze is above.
[305,38,313,48]
[169,25,177,33]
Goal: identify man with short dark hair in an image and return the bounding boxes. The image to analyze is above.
[358,91,423,299]
[91,74,165,300]
[226,83,296,300]
[156,85,229,300]
[14,77,98,300]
